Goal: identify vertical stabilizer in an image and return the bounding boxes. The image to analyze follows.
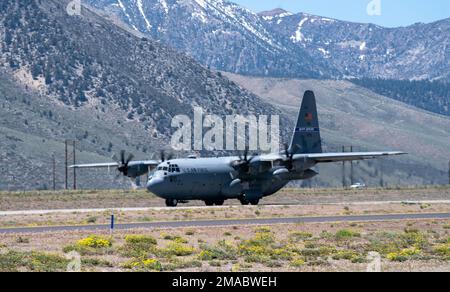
[289,90,322,154]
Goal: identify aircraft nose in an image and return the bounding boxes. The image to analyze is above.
[147,177,164,194]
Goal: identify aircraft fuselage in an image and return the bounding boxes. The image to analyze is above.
[146,157,309,204]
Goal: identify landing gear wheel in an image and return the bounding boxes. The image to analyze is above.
[165,199,178,207]
[249,199,260,206]
[214,200,225,206]
[205,200,215,206]
[239,198,250,205]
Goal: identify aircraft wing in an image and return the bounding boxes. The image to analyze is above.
[259,151,406,163]
[70,162,119,169]
[299,151,407,163]
[70,160,160,169]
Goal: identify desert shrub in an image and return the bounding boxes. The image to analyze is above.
[307,259,329,266]
[81,258,113,268]
[433,243,450,256]
[123,258,162,271]
[16,236,29,244]
[77,235,112,248]
[304,241,317,249]
[160,233,188,243]
[209,260,222,267]
[185,230,195,236]
[386,247,421,262]
[120,235,157,258]
[64,235,112,256]
[164,259,202,271]
[161,243,196,257]
[244,253,271,264]
[198,241,237,261]
[270,248,293,261]
[28,252,69,272]
[290,258,306,267]
[387,252,408,262]
[125,235,157,246]
[289,231,313,242]
[249,232,275,246]
[86,216,97,223]
[400,231,428,249]
[318,246,338,256]
[319,231,334,239]
[0,251,68,272]
[254,227,271,233]
[0,251,26,272]
[299,248,321,258]
[335,229,361,240]
[332,250,358,261]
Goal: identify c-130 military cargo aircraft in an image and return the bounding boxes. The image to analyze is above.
[71,91,405,207]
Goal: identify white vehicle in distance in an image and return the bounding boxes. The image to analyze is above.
[350,183,367,189]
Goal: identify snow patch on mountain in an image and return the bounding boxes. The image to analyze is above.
[159,0,169,14]
[290,17,309,43]
[117,0,138,30]
[194,0,208,9]
[137,0,152,31]
[318,48,331,58]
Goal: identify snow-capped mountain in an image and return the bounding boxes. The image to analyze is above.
[263,11,450,80]
[86,0,450,81]
[85,0,332,78]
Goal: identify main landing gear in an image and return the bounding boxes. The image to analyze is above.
[239,198,260,206]
[165,199,178,207]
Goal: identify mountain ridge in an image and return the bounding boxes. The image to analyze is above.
[85,0,450,81]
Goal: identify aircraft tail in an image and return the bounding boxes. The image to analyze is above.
[289,90,323,154]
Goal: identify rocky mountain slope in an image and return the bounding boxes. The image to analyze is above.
[86,0,450,81]
[0,0,448,190]
[84,0,331,78]
[263,10,450,81]
[0,0,281,190]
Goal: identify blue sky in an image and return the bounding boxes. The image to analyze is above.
[232,0,450,27]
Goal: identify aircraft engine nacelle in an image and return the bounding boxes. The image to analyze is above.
[290,169,318,180]
[292,158,316,172]
[124,164,150,178]
[221,178,243,198]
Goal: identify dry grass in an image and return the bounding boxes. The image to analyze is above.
[0,186,449,211]
[1,201,450,229]
[0,219,449,272]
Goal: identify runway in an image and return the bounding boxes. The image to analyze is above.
[0,212,449,234]
[1,200,449,216]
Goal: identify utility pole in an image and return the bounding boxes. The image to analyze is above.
[52,154,56,191]
[448,160,450,185]
[73,140,77,190]
[342,146,346,188]
[350,146,354,186]
[65,141,68,190]
[380,159,384,188]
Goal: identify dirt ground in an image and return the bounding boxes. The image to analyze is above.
[0,219,449,272]
[0,186,449,272]
[0,186,449,211]
[0,202,449,228]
